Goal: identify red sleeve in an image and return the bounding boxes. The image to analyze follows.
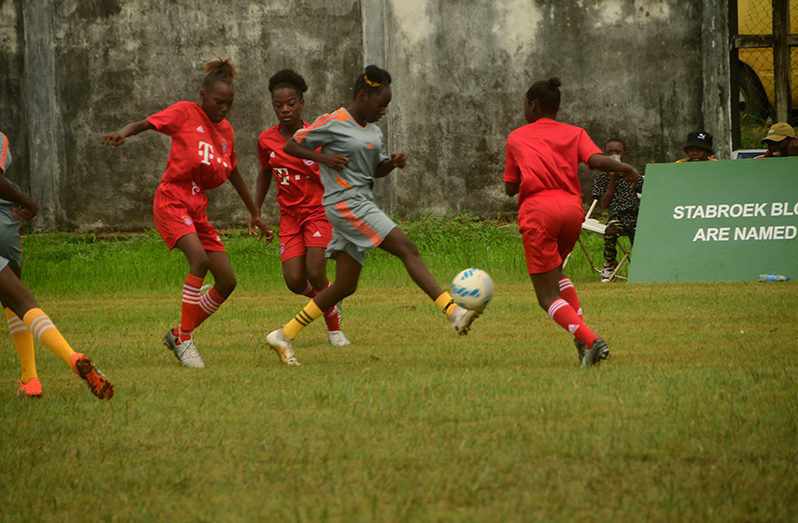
[257,133,272,170]
[146,102,187,137]
[578,129,603,167]
[503,135,520,183]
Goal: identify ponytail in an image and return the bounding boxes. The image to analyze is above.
[203,57,236,89]
[353,65,392,100]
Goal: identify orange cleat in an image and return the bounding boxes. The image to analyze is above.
[70,353,114,400]
[16,377,42,398]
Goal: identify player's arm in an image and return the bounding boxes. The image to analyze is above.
[588,154,640,189]
[374,153,406,179]
[505,181,520,197]
[255,167,273,210]
[228,166,274,245]
[102,119,155,148]
[0,176,37,220]
[284,138,348,171]
[598,174,618,209]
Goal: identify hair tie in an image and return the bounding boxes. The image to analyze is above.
[364,75,382,88]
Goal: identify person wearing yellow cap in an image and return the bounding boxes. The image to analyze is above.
[757,122,798,158]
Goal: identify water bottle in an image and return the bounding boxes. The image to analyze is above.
[758,274,790,282]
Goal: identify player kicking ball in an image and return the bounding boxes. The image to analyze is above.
[504,78,639,367]
[265,65,481,366]
[255,69,348,347]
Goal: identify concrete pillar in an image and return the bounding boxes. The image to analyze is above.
[702,0,733,159]
[22,0,64,230]
[362,0,397,212]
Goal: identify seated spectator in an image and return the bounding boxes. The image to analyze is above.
[676,131,718,162]
[757,122,798,158]
[591,139,644,283]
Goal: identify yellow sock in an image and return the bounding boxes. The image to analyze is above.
[22,308,75,364]
[283,300,324,339]
[434,292,457,317]
[7,308,37,382]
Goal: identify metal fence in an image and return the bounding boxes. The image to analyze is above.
[736,0,798,125]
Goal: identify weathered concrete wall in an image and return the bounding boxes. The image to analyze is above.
[0,0,31,202]
[382,0,710,217]
[0,0,730,231]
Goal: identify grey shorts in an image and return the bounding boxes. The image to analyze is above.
[325,196,397,266]
[0,205,22,268]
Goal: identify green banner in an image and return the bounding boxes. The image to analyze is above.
[628,158,798,283]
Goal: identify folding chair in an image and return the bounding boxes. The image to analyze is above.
[563,200,631,281]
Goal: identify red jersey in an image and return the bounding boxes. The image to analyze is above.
[147,101,236,190]
[257,123,324,209]
[503,118,601,203]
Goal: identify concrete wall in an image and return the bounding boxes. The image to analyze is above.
[0,0,731,231]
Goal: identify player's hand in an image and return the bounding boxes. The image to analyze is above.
[18,198,38,220]
[102,133,126,148]
[788,137,798,157]
[249,216,274,245]
[622,168,640,190]
[322,153,349,171]
[391,153,407,169]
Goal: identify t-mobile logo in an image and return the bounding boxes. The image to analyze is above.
[198,141,215,165]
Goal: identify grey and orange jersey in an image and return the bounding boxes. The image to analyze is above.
[293,108,389,206]
[0,132,11,173]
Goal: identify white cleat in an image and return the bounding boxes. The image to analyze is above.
[448,305,484,336]
[266,328,300,366]
[164,329,205,368]
[326,329,351,347]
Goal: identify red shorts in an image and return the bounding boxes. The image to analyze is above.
[278,206,332,263]
[518,191,584,274]
[153,182,225,251]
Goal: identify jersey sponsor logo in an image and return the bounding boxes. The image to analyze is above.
[270,151,276,159]
[275,167,290,185]
[191,182,201,195]
[303,159,316,166]
[181,215,194,226]
[367,143,374,149]
[222,140,228,155]
[313,231,322,238]
[198,141,215,165]
[196,126,205,133]
[279,244,285,255]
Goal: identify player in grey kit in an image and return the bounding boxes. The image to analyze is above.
[264,66,482,366]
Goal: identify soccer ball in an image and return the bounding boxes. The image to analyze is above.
[451,268,494,310]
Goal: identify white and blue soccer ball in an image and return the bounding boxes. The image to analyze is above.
[451,268,494,310]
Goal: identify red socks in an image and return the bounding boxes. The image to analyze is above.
[178,274,204,342]
[193,287,226,330]
[558,277,582,318]
[547,298,598,349]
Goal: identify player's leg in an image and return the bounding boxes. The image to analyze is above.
[266,251,362,365]
[0,265,113,398]
[602,219,622,282]
[0,215,39,396]
[304,211,347,343]
[378,227,481,335]
[5,264,39,396]
[193,249,236,330]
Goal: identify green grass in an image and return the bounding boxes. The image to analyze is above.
[1,218,793,522]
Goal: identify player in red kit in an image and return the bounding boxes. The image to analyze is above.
[504,77,639,368]
[255,69,349,346]
[103,58,272,368]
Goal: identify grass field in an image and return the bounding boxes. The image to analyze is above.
[0,218,796,522]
